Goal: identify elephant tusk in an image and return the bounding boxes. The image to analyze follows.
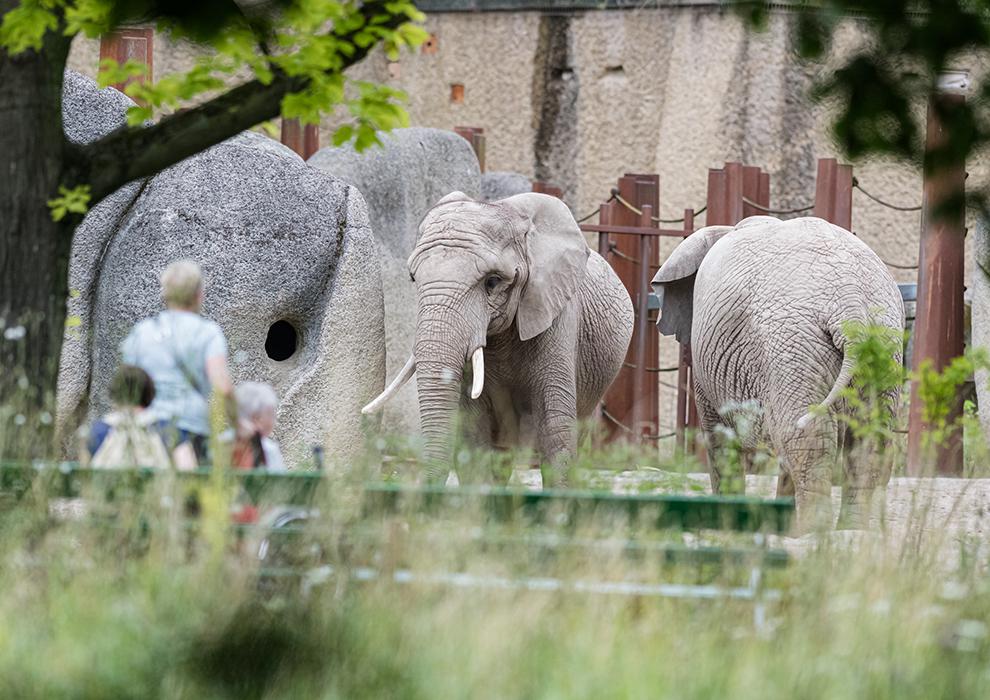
[361,354,417,414]
[470,347,485,400]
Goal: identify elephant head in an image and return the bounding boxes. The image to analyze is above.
[650,224,744,342]
[362,191,589,470]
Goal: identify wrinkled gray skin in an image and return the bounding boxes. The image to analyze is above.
[652,216,904,530]
[400,192,633,482]
[972,216,990,445]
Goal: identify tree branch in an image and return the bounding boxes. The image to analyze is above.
[78,2,401,206]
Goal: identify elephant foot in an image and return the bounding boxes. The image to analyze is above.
[793,489,834,535]
[776,470,795,498]
[836,486,882,530]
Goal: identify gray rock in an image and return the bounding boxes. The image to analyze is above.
[973,217,990,443]
[66,126,384,466]
[57,71,146,445]
[481,171,532,202]
[308,128,481,436]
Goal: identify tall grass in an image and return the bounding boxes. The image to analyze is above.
[1,457,989,699]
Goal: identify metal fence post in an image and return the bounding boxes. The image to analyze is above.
[907,73,969,476]
[99,27,154,91]
[454,126,486,171]
[813,158,853,230]
[281,119,320,160]
[601,174,660,441]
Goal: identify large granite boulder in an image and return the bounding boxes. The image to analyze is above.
[86,133,384,465]
[308,128,481,436]
[480,171,532,202]
[58,70,385,465]
[57,72,146,442]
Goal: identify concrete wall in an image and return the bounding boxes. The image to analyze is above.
[66,5,986,443]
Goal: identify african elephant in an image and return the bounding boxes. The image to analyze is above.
[652,216,904,529]
[362,192,633,482]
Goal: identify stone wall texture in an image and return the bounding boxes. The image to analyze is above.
[65,5,989,443]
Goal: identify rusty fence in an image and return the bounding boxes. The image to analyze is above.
[579,157,947,465]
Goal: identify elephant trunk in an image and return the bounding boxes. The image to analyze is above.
[414,292,486,480]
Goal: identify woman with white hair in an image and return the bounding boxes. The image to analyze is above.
[230,381,285,470]
[119,259,234,465]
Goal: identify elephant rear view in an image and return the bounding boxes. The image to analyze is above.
[363,192,633,483]
[652,216,904,530]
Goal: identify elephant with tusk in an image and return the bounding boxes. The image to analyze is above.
[652,216,904,531]
[363,191,634,483]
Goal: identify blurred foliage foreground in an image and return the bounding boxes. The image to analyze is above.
[0,455,989,700]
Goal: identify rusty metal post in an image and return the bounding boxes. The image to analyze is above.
[632,205,654,439]
[813,158,854,230]
[597,201,612,260]
[675,207,696,452]
[706,167,730,225]
[280,119,320,159]
[601,174,660,441]
[99,27,154,91]
[454,126,486,171]
[907,73,969,476]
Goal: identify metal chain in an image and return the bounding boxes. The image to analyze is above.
[575,192,616,223]
[741,196,815,215]
[602,408,676,441]
[601,407,634,434]
[608,244,640,264]
[622,361,680,373]
[852,178,922,212]
[879,259,919,270]
[612,191,707,224]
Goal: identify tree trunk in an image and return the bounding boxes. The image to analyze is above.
[0,29,72,456]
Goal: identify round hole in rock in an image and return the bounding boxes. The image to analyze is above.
[266,320,298,361]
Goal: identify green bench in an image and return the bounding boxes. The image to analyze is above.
[0,462,794,613]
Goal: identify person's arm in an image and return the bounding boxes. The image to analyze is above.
[205,354,237,425]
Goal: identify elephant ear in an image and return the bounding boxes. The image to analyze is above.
[651,225,735,343]
[434,191,471,207]
[506,192,590,341]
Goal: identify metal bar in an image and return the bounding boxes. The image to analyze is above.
[706,168,728,226]
[814,158,836,223]
[633,206,653,440]
[362,483,794,533]
[907,91,968,476]
[596,202,611,259]
[742,165,762,218]
[272,563,784,602]
[725,162,744,223]
[281,118,303,157]
[302,124,320,160]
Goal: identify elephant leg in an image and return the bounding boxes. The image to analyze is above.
[535,377,578,489]
[837,425,889,530]
[771,415,835,532]
[696,393,745,495]
[776,468,795,498]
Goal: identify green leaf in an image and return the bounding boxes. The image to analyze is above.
[47,184,91,222]
[0,0,60,54]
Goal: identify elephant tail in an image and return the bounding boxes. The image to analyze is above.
[795,353,856,430]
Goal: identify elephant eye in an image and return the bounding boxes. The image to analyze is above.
[485,275,503,291]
